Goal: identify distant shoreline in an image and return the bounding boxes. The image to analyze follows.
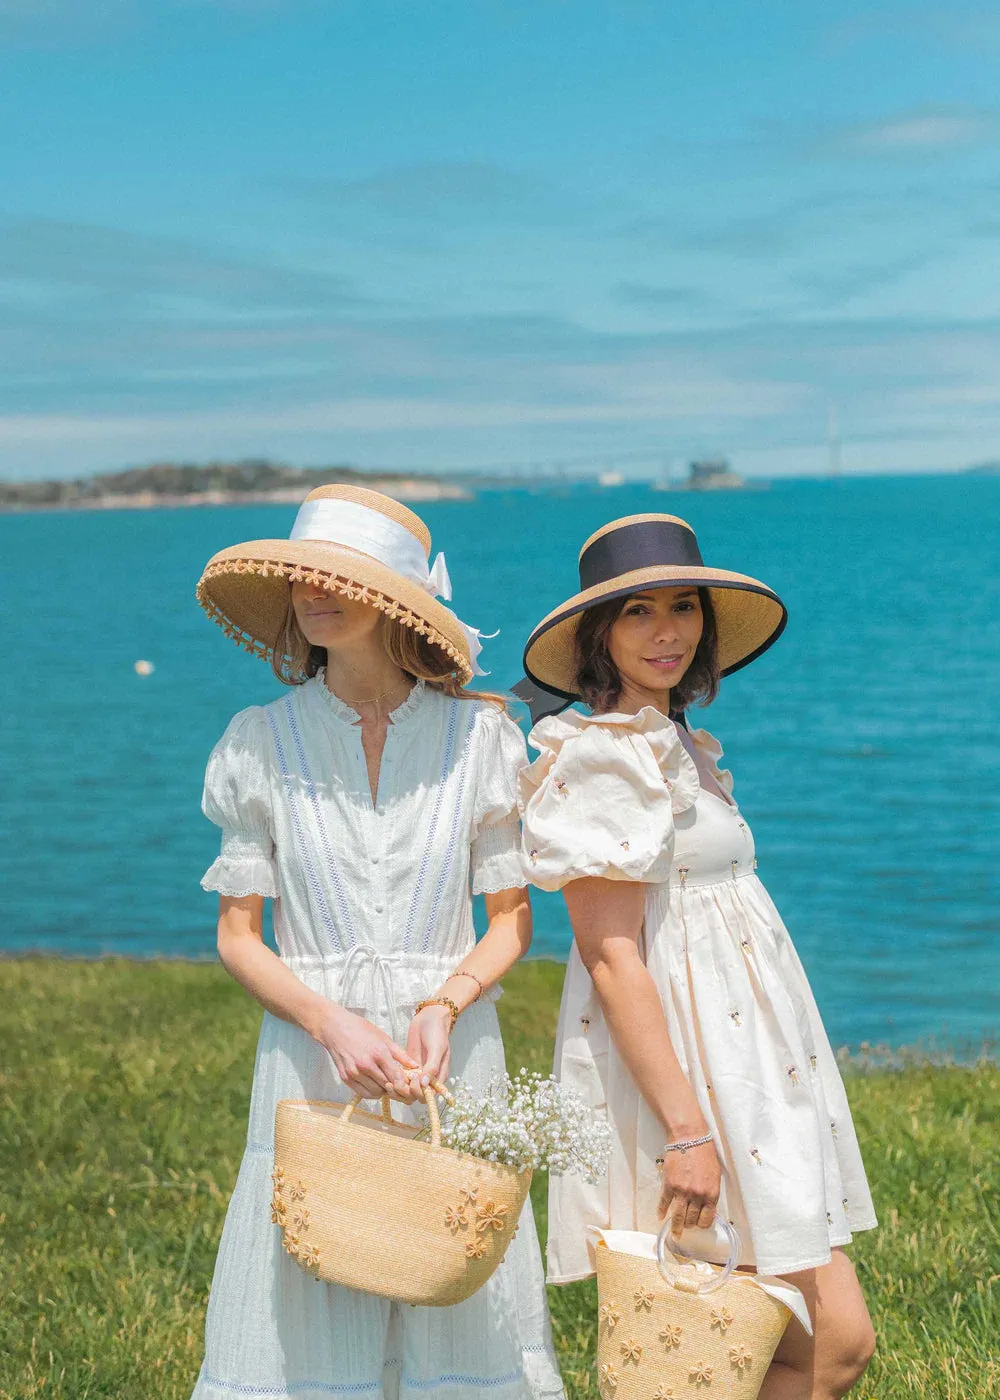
[0,478,475,514]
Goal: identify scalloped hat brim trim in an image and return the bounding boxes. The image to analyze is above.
[196,540,473,682]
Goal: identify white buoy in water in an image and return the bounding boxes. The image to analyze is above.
[134,659,155,676]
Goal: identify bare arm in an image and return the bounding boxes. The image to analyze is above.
[404,885,532,1094]
[563,876,721,1234]
[216,895,417,1100]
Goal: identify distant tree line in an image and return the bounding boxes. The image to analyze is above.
[0,459,417,507]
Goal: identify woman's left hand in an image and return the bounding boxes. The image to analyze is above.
[403,1005,452,1101]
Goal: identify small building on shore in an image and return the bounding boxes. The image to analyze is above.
[686,457,746,491]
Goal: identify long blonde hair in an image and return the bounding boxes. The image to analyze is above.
[271,592,507,711]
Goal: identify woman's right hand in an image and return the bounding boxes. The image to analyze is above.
[658,1137,722,1236]
[315,1003,418,1101]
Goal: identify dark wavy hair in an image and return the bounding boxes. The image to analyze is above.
[574,587,720,715]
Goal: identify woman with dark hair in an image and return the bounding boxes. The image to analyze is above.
[518,514,877,1400]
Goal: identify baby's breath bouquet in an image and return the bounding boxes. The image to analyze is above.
[434,1069,611,1182]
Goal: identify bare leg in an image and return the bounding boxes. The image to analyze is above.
[757,1249,875,1400]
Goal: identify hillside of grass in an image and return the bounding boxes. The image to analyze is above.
[1,959,997,1399]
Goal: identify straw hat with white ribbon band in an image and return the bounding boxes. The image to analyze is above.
[196,484,488,682]
[516,513,786,718]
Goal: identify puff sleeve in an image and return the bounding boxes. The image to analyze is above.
[469,705,531,895]
[200,706,280,899]
[517,710,701,893]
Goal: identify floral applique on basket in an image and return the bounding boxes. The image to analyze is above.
[272,1069,608,1308]
[594,1221,801,1399]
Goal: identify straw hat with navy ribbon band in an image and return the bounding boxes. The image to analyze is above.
[196,484,489,682]
[514,512,787,722]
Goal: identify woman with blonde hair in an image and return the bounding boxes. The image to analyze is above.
[517,514,877,1400]
[190,486,562,1400]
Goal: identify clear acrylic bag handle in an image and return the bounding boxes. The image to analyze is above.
[656,1217,742,1294]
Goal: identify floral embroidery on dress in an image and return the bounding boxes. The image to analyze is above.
[750,1147,762,1165]
[729,1010,742,1027]
[809,1054,818,1070]
[554,779,569,797]
[620,840,630,852]
[787,1066,800,1084]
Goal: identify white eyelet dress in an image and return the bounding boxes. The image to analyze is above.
[191,674,563,1400]
[519,707,877,1283]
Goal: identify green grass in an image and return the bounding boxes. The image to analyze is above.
[1,959,997,1400]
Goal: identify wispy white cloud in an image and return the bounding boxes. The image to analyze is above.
[835,108,996,153]
[289,162,587,235]
[0,217,366,312]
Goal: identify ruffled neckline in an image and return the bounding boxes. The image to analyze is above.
[527,706,733,813]
[308,671,428,728]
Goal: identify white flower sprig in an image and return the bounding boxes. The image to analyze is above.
[436,1069,611,1181]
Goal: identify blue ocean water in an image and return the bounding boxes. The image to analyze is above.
[1,476,997,1048]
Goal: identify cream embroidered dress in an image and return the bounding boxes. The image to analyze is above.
[519,707,877,1282]
[192,673,563,1400]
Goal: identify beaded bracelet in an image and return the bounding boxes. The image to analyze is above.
[448,969,485,1002]
[654,1132,714,1166]
[414,996,460,1031]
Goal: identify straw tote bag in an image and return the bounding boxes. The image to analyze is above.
[594,1222,796,1399]
[271,1088,532,1306]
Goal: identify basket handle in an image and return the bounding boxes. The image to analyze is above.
[340,1080,453,1148]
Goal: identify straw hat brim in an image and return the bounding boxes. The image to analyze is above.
[196,538,474,682]
[523,564,787,698]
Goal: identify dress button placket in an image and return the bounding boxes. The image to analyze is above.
[371,734,391,914]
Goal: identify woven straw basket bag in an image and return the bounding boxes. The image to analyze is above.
[272,1088,532,1306]
[595,1223,793,1400]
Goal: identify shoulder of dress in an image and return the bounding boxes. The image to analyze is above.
[523,706,701,813]
[685,723,734,796]
[219,702,272,742]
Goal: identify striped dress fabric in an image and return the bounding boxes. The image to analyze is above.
[193,674,563,1400]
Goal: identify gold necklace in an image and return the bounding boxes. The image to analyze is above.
[331,677,410,711]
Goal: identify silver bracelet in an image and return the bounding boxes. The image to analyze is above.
[655,1132,714,1166]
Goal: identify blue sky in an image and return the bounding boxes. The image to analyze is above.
[2,1,1000,480]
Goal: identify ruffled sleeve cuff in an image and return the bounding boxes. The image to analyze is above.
[201,830,280,899]
[471,811,526,894]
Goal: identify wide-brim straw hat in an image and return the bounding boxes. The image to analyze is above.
[522,512,786,704]
[196,484,480,682]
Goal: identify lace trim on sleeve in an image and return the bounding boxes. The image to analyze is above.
[471,811,526,895]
